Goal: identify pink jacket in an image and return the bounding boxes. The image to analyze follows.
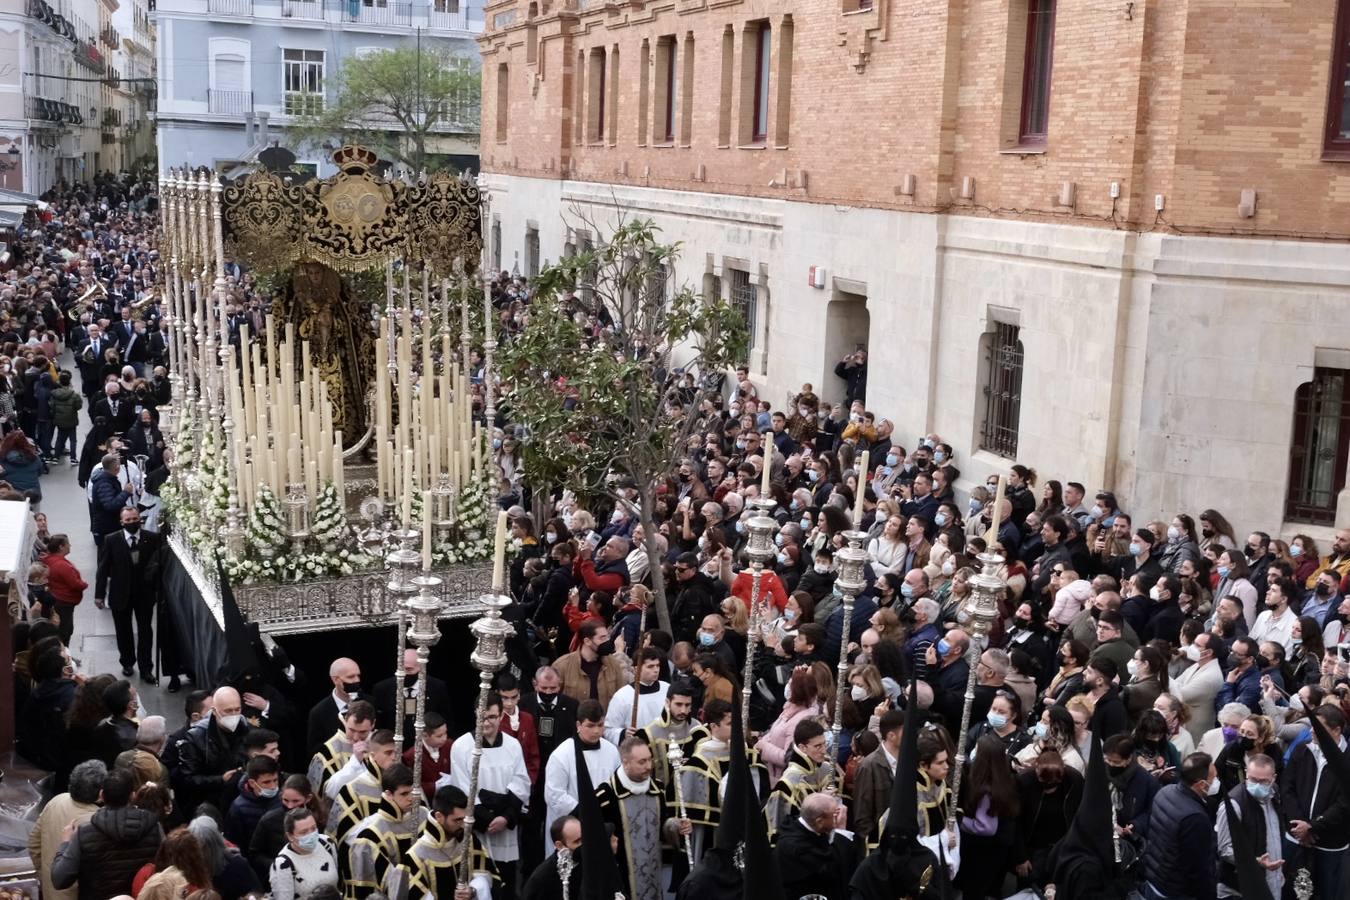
[756,701,823,781]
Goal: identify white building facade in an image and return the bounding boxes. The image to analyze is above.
[153,0,483,176]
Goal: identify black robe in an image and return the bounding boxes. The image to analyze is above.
[520,853,583,900]
[774,816,856,900]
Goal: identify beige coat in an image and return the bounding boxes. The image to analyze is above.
[28,793,98,900]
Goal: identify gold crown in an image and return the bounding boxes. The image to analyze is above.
[332,144,379,173]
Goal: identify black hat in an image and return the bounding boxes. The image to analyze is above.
[1050,733,1124,900]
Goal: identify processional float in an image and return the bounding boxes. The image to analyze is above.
[158,149,517,878]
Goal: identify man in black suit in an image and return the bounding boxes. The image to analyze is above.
[305,656,364,755]
[372,648,452,748]
[92,381,136,434]
[96,505,164,682]
[518,664,579,878]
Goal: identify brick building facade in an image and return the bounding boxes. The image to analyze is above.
[479,0,1350,541]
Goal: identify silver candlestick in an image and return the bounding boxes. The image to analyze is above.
[459,591,514,889]
[668,739,694,868]
[827,529,869,786]
[406,570,444,803]
[283,482,311,556]
[945,547,1006,832]
[738,496,778,729]
[384,527,421,747]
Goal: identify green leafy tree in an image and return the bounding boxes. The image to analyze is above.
[290,46,481,173]
[501,217,748,631]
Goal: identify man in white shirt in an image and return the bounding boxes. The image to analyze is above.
[449,693,530,891]
[603,649,669,746]
[1249,577,1299,654]
[1172,633,1226,744]
[543,699,620,855]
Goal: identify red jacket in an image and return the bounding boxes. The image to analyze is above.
[731,569,788,613]
[403,742,452,801]
[42,552,87,604]
[564,606,603,652]
[499,708,541,784]
[573,556,628,594]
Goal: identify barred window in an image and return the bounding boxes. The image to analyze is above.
[1285,367,1350,525]
[730,268,756,355]
[979,322,1023,459]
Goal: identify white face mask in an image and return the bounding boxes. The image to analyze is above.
[1185,644,1203,662]
[217,713,243,732]
[1206,776,1221,797]
[942,559,955,576]
[850,685,868,702]
[1126,660,1140,678]
[814,564,831,575]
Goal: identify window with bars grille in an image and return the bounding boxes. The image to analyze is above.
[979,322,1023,458]
[1285,367,1350,525]
[730,269,755,359]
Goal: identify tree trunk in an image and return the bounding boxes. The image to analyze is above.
[640,486,673,634]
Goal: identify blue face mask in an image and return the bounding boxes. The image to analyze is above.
[297,831,320,852]
[900,583,914,598]
[935,513,949,527]
[986,712,1008,729]
[937,638,951,656]
[933,451,947,464]
[885,454,899,467]
[1247,782,1273,802]
[1217,565,1231,578]
[1129,543,1143,557]
[735,520,746,534]
[790,500,801,511]
[698,632,715,647]
[808,470,820,483]
[493,438,502,450]
[776,551,789,566]
[1032,722,1049,740]
[774,533,785,547]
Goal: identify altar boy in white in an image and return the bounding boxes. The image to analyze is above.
[543,698,621,857]
[603,648,670,746]
[449,692,531,894]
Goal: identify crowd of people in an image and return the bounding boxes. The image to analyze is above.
[9,177,1350,900]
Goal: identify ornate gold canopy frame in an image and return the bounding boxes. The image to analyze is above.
[220,144,484,276]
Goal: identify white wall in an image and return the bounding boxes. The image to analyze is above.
[483,171,1350,543]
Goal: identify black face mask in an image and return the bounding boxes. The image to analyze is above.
[1014,616,1031,628]
[596,639,616,657]
[1106,763,1129,779]
[537,692,558,708]
[1238,736,1256,752]
[123,522,141,534]
[1317,582,1333,598]
[403,674,418,689]
[342,680,362,697]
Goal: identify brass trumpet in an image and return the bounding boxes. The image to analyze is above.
[66,279,109,321]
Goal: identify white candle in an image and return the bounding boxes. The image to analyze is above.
[988,475,1006,542]
[491,509,508,592]
[288,443,301,488]
[333,433,345,502]
[422,490,433,571]
[401,448,414,527]
[761,439,773,496]
[853,450,869,528]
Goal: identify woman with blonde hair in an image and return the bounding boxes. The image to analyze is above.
[720,595,748,635]
[137,868,188,900]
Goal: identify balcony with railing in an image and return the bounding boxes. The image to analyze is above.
[208,89,253,115]
[283,92,323,116]
[190,0,472,30]
[280,0,324,18]
[206,0,253,15]
[341,0,413,26]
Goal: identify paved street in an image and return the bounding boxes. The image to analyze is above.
[31,351,176,722]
